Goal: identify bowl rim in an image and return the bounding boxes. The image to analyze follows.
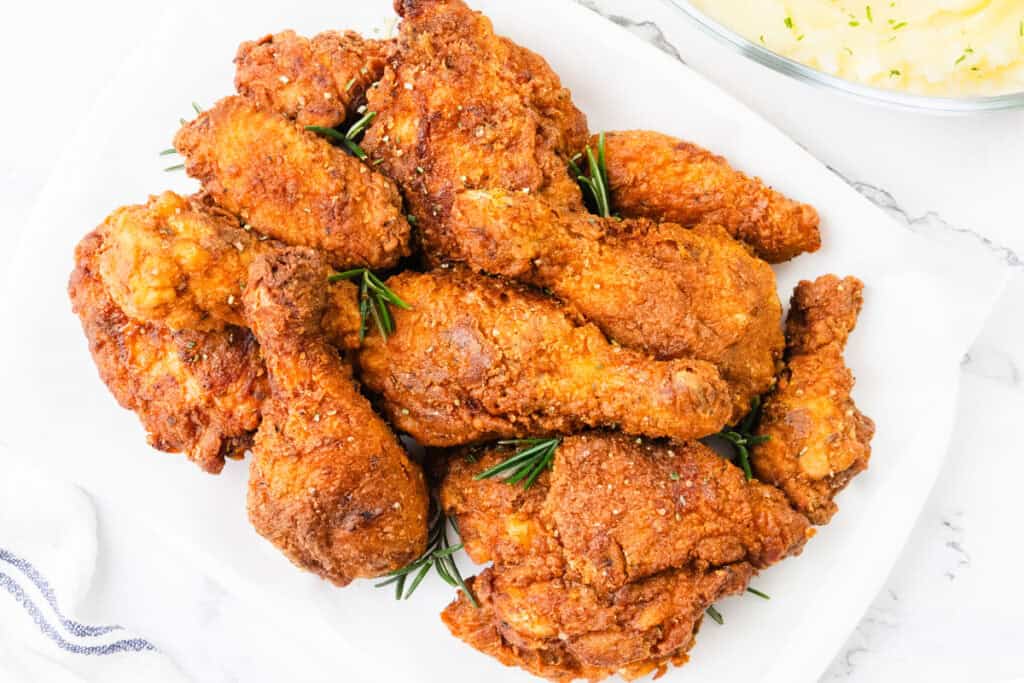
[667,0,1024,113]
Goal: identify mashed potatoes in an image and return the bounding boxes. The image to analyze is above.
[689,0,1024,97]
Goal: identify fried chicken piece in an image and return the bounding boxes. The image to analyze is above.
[448,190,784,418]
[752,275,875,524]
[244,247,429,585]
[439,433,810,680]
[69,230,267,474]
[174,95,409,269]
[362,0,588,258]
[94,191,362,348]
[597,130,821,263]
[235,30,389,128]
[358,268,734,445]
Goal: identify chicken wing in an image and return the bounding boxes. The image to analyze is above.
[439,433,810,681]
[597,130,821,263]
[174,95,409,268]
[447,190,784,418]
[752,275,875,524]
[357,268,734,445]
[69,229,267,474]
[235,29,389,128]
[94,191,362,348]
[362,0,588,257]
[244,247,429,585]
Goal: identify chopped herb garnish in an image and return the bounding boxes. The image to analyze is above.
[569,132,612,218]
[865,5,873,22]
[306,110,377,161]
[344,76,356,92]
[375,505,478,607]
[759,34,766,44]
[474,438,561,489]
[889,69,901,77]
[891,21,907,30]
[747,587,771,600]
[715,397,770,481]
[705,605,724,625]
[1019,19,1023,37]
[849,20,860,27]
[797,34,805,41]
[191,101,204,114]
[406,214,418,225]
[784,16,793,29]
[328,267,411,341]
[844,46,854,55]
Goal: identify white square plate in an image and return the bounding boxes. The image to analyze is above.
[0,1,1010,681]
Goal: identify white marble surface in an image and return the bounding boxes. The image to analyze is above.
[1,1,1022,681]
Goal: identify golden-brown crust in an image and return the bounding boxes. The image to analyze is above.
[235,30,389,128]
[448,190,784,418]
[439,433,808,680]
[365,0,587,260]
[244,247,429,585]
[357,268,734,446]
[94,191,363,349]
[753,275,875,524]
[174,95,409,269]
[96,192,265,331]
[599,130,821,263]
[69,229,268,474]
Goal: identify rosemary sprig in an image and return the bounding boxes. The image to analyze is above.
[747,587,771,600]
[306,111,377,161]
[375,506,478,607]
[159,147,177,156]
[568,132,612,218]
[164,163,185,172]
[717,397,770,481]
[328,268,410,341]
[705,605,724,625]
[473,438,560,489]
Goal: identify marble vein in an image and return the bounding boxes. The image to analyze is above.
[574,0,686,63]
[829,170,1023,269]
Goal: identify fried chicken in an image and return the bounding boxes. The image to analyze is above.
[597,130,821,263]
[235,30,389,128]
[362,0,588,258]
[439,433,811,680]
[94,191,362,348]
[244,247,429,585]
[174,95,409,268]
[69,229,267,474]
[357,268,734,445]
[752,275,875,524]
[447,190,784,418]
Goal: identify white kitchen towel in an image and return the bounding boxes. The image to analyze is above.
[0,464,188,683]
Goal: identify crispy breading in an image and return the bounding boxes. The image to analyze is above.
[357,268,734,445]
[439,433,810,680]
[448,190,784,418]
[174,95,409,268]
[244,247,429,585]
[235,29,389,128]
[69,230,267,474]
[444,565,750,683]
[363,0,588,259]
[598,130,821,263]
[94,191,362,348]
[753,275,875,524]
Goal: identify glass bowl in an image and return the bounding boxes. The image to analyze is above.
[667,0,1024,113]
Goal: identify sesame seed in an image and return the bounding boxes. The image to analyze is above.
[227,295,235,305]
[233,241,245,251]
[323,92,332,100]
[657,508,667,516]
[393,501,401,509]
[404,82,414,90]
[279,75,290,84]
[313,413,321,422]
